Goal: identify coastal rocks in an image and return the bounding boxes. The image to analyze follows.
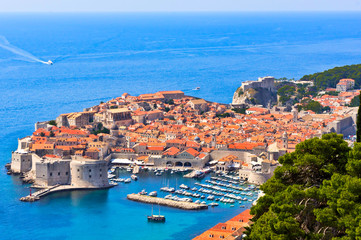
[20,196,39,202]
[232,87,277,108]
[127,193,208,210]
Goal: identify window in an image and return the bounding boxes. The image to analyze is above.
[220,236,224,239]
[50,172,52,176]
[58,172,60,176]
[209,234,214,238]
[66,172,68,175]
[231,227,236,231]
[221,226,226,230]
[100,174,102,177]
[77,169,80,172]
[89,175,91,178]
[89,169,91,172]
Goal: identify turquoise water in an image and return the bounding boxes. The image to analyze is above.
[1,12,361,239]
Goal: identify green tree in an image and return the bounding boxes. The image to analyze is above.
[48,120,57,126]
[301,64,361,90]
[349,94,360,107]
[304,100,323,113]
[245,133,354,239]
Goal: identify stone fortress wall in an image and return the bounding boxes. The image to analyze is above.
[241,76,276,93]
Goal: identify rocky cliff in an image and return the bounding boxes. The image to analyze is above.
[232,87,277,108]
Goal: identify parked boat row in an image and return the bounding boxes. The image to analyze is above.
[160,187,175,192]
[112,178,132,183]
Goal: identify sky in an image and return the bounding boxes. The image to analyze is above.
[0,0,361,12]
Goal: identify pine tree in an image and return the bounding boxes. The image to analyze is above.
[357,92,361,142]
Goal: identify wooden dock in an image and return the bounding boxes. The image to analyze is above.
[127,193,208,210]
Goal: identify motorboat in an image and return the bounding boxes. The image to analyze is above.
[149,191,157,197]
[179,184,189,190]
[139,189,148,195]
[209,202,219,207]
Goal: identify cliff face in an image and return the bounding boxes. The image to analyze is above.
[232,87,277,108]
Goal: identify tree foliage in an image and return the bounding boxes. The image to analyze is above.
[349,94,360,107]
[300,64,361,90]
[245,133,361,240]
[48,120,57,126]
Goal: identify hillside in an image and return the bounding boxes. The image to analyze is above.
[301,64,361,90]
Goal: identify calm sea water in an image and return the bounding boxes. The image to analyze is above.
[1,12,361,239]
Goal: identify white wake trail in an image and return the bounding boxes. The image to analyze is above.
[0,36,48,64]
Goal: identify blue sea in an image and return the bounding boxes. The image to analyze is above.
[1,12,361,240]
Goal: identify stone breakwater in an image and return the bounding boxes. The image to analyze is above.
[127,194,208,210]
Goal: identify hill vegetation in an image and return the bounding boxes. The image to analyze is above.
[301,64,361,90]
[245,133,361,239]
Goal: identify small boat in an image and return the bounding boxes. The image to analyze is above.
[149,191,157,197]
[131,175,138,181]
[240,205,245,208]
[148,205,165,223]
[179,184,189,190]
[124,178,131,183]
[139,189,148,195]
[107,173,116,179]
[209,202,219,207]
[193,87,200,90]
[207,195,215,200]
[155,172,162,176]
[109,181,118,186]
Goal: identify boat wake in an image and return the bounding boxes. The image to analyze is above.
[0,36,51,65]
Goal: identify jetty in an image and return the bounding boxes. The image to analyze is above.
[20,184,115,202]
[127,193,208,210]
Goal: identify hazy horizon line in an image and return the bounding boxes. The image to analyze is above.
[1,10,361,13]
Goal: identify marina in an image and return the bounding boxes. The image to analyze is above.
[111,167,260,210]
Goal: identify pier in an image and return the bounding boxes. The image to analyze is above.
[20,184,114,202]
[127,193,208,210]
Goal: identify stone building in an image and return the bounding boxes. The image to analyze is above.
[104,108,132,125]
[11,140,110,189]
[157,90,185,100]
[56,112,94,127]
[240,76,276,93]
[187,99,208,112]
[70,156,109,188]
[336,78,355,92]
[35,157,71,186]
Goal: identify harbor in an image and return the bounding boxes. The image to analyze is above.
[109,166,260,210]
